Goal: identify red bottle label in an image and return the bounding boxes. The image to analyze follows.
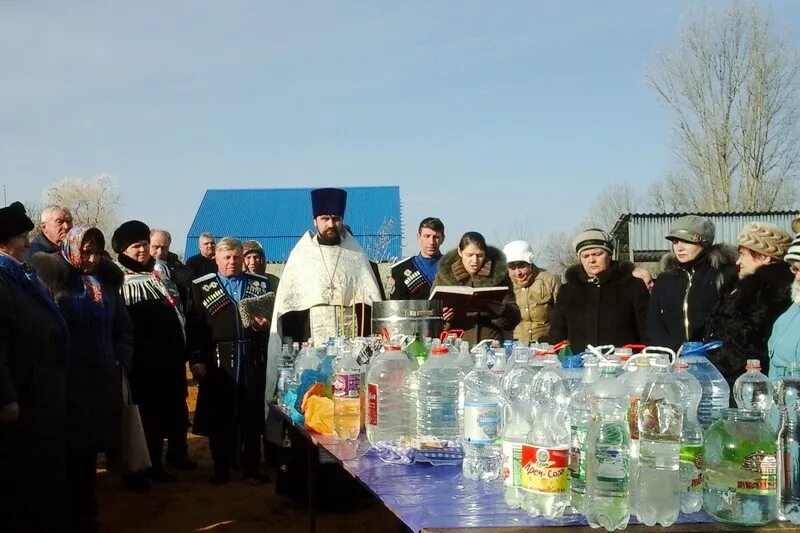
[367,383,378,426]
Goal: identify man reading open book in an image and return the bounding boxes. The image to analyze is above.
[431,231,521,345]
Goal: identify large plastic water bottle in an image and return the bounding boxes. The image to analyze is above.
[332,347,361,440]
[462,351,502,480]
[501,346,536,509]
[681,341,730,428]
[585,360,631,531]
[776,363,800,524]
[635,353,682,527]
[673,361,704,513]
[522,355,571,518]
[416,345,464,441]
[293,342,320,383]
[568,355,599,515]
[618,354,653,516]
[734,359,774,419]
[366,345,417,445]
[561,355,584,393]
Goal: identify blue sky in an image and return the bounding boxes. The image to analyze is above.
[2,1,799,258]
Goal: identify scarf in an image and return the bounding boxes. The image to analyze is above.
[116,253,186,337]
[60,225,104,304]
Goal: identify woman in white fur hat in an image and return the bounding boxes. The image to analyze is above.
[502,240,560,344]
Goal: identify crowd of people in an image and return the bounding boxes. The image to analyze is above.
[1,187,800,532]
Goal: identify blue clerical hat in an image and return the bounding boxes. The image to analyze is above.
[311,188,347,217]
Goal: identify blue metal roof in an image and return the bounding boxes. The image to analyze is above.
[185,186,402,262]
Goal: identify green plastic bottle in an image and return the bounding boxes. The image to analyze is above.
[406,334,429,367]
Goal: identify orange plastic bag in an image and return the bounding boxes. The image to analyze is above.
[301,382,325,413]
[304,395,335,435]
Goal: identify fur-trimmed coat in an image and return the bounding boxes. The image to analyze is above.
[548,261,649,352]
[29,253,133,454]
[647,245,738,351]
[705,261,794,390]
[432,246,520,345]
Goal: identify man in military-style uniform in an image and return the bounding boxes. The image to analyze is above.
[187,237,273,484]
[389,217,445,300]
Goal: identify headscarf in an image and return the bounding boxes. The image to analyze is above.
[60,225,105,304]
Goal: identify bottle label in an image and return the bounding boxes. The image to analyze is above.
[737,452,777,495]
[595,445,629,484]
[502,440,524,488]
[520,445,569,494]
[569,424,588,482]
[679,444,704,492]
[367,383,378,426]
[627,396,640,441]
[333,372,360,398]
[464,402,500,444]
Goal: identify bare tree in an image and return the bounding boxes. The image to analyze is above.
[493,215,540,249]
[42,174,123,237]
[537,229,577,278]
[581,182,639,230]
[363,217,400,263]
[646,2,800,211]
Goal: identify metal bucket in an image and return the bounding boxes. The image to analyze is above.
[371,300,443,341]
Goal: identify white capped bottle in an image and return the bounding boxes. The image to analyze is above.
[635,354,682,527]
[501,346,536,509]
[366,344,417,445]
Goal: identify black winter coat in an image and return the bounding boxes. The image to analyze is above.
[548,261,649,352]
[0,255,68,531]
[432,246,520,345]
[116,254,188,430]
[21,233,59,261]
[647,245,738,351]
[30,253,134,455]
[705,261,794,390]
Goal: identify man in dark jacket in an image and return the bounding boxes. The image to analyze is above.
[549,228,649,352]
[647,215,738,351]
[706,222,794,390]
[187,237,272,484]
[389,217,445,300]
[148,228,198,470]
[186,232,217,279]
[22,204,73,261]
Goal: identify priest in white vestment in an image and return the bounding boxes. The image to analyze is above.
[265,188,384,398]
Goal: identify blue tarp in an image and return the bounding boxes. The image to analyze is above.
[314,433,717,532]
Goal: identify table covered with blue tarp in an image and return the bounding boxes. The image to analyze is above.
[312,432,722,532]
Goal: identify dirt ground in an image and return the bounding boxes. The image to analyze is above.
[96,383,403,533]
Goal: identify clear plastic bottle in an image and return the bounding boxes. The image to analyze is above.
[635,354,682,527]
[501,346,536,509]
[681,341,730,429]
[673,361,704,514]
[585,360,631,531]
[277,343,295,409]
[561,355,584,393]
[529,348,548,375]
[704,408,778,525]
[457,341,474,373]
[568,355,599,515]
[416,345,464,441]
[332,347,361,440]
[366,345,417,445]
[618,354,653,517]
[776,363,800,524]
[462,351,502,481]
[733,359,775,420]
[293,342,320,384]
[490,346,508,380]
[522,355,571,518]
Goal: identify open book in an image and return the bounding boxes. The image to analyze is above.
[428,285,507,310]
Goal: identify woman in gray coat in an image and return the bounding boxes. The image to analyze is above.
[0,202,69,532]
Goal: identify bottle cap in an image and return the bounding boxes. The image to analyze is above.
[384,345,401,351]
[746,359,761,369]
[431,346,449,355]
